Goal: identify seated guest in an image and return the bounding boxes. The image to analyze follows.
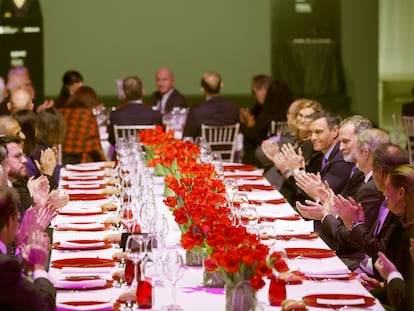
[239,74,272,131]
[0,115,26,140]
[32,107,66,184]
[0,186,56,311]
[297,128,390,270]
[56,70,84,108]
[59,86,106,164]
[6,88,35,114]
[241,79,293,167]
[274,110,354,208]
[108,75,163,147]
[370,164,414,310]
[183,71,240,139]
[149,68,186,114]
[13,109,61,186]
[261,99,322,188]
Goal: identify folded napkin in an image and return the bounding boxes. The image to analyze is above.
[238,184,275,191]
[223,164,257,172]
[62,184,105,190]
[66,164,104,171]
[56,301,113,311]
[256,205,296,218]
[54,278,106,289]
[246,190,284,201]
[249,198,286,205]
[60,267,113,274]
[59,207,103,215]
[297,262,349,275]
[277,229,312,236]
[59,240,106,249]
[65,189,104,195]
[316,298,365,306]
[227,175,264,180]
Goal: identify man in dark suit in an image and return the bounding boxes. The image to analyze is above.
[108,76,163,146]
[298,129,392,270]
[402,85,414,116]
[0,187,55,311]
[182,71,240,139]
[149,68,186,114]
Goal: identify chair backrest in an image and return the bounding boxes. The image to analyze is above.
[113,124,156,144]
[402,116,414,164]
[201,123,240,162]
[391,114,406,147]
[267,120,289,137]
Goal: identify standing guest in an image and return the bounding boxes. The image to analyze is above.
[183,71,240,139]
[59,86,105,164]
[149,68,186,114]
[241,80,293,167]
[402,85,414,116]
[0,186,56,311]
[56,70,84,108]
[108,75,163,146]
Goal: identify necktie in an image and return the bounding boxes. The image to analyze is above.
[320,157,328,171]
[373,200,389,236]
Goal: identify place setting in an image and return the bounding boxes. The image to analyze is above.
[53,239,113,251]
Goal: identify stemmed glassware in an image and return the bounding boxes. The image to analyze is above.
[224,178,238,225]
[195,136,212,163]
[125,235,148,288]
[239,202,259,234]
[162,250,185,311]
[257,223,277,248]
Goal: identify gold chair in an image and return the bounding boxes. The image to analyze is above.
[267,120,289,137]
[113,124,156,144]
[201,123,240,162]
[402,116,414,164]
[391,114,406,147]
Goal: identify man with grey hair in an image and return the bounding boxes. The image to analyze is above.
[297,128,391,270]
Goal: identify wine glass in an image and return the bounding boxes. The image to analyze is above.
[224,178,238,224]
[195,136,212,163]
[162,250,185,311]
[257,223,277,248]
[240,203,259,234]
[233,192,249,227]
[125,235,147,288]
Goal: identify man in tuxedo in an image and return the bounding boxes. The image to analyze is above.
[182,71,240,139]
[149,68,186,114]
[0,186,56,311]
[108,75,163,146]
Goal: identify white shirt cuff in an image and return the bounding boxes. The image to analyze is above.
[32,269,52,283]
[388,271,404,283]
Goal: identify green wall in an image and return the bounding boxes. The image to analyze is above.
[40,0,271,98]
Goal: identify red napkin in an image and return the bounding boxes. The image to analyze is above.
[226,175,264,180]
[69,193,108,201]
[238,184,276,191]
[223,164,257,172]
[249,198,286,205]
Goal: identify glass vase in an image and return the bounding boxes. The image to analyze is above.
[185,250,203,266]
[203,269,224,288]
[225,281,256,311]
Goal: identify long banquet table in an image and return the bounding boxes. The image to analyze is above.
[49,162,385,311]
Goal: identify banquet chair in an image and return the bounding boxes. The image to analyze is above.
[402,116,414,164]
[113,124,156,144]
[391,114,405,147]
[267,120,289,137]
[201,123,240,162]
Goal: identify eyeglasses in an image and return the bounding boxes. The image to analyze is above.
[11,152,26,161]
[297,113,313,120]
